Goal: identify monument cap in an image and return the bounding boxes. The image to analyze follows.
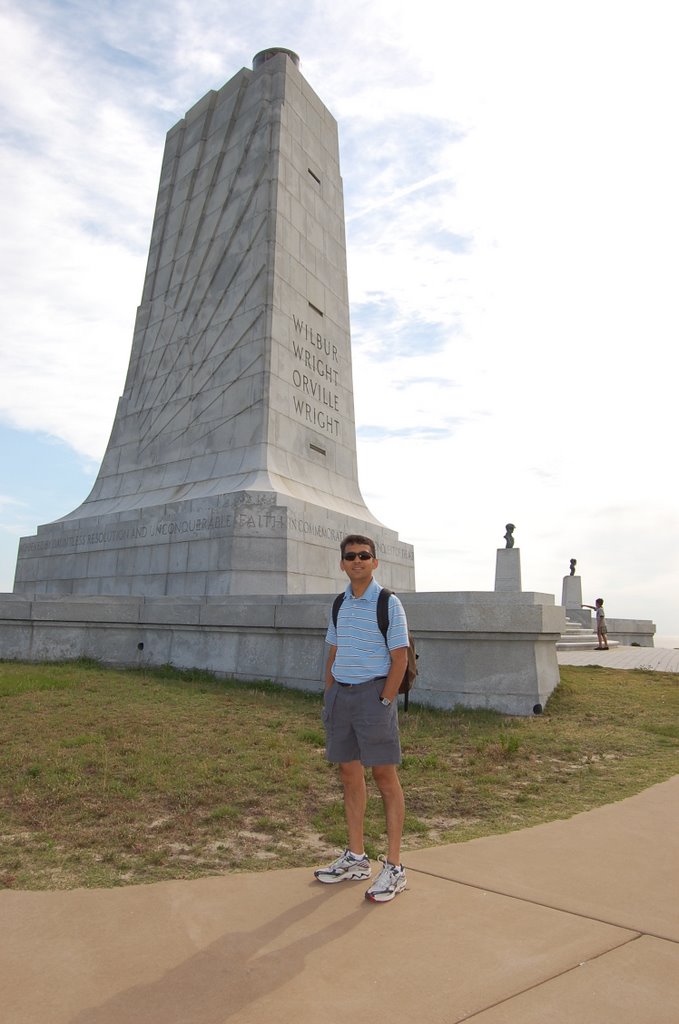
[253,48,300,69]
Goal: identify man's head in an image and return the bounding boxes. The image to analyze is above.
[339,535,378,590]
[340,534,376,560]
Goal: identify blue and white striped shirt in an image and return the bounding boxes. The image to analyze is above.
[325,579,409,685]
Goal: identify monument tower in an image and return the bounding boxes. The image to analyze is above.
[14,49,415,597]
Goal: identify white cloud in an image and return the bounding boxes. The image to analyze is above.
[0,494,25,513]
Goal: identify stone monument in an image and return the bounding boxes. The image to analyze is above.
[562,558,583,611]
[495,523,522,591]
[1,51,568,717]
[13,49,414,598]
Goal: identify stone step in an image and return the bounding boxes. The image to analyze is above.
[556,637,621,650]
[557,618,621,650]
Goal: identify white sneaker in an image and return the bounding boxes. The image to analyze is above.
[314,849,372,884]
[364,858,407,903]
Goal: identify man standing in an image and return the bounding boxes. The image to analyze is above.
[314,534,409,903]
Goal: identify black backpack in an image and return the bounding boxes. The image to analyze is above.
[331,588,418,710]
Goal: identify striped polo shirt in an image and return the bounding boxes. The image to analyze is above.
[325,579,409,685]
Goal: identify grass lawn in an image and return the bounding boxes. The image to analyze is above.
[1,659,678,890]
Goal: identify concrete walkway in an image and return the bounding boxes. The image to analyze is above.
[558,643,679,673]
[2,649,678,1023]
[2,779,678,1022]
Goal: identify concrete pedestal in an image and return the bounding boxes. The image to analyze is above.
[495,549,522,592]
[561,575,583,610]
[0,591,565,716]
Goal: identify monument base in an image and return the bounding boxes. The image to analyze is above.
[13,491,415,597]
[0,590,565,716]
[495,548,522,592]
[561,574,583,610]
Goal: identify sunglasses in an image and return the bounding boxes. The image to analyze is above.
[342,551,374,561]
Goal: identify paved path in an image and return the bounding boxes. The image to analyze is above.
[2,774,678,1021]
[558,644,679,673]
[2,647,677,1022]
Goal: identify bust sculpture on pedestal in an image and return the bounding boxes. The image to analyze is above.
[562,557,583,610]
[496,522,521,591]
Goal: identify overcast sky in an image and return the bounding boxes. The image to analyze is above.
[1,0,677,636]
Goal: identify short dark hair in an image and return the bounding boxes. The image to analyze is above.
[340,534,376,559]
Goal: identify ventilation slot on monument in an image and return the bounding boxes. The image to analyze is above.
[308,301,324,317]
[308,167,321,185]
[309,443,326,456]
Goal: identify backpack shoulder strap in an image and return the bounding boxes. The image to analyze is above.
[331,593,344,628]
[376,587,391,640]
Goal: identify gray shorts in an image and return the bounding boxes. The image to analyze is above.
[322,677,401,766]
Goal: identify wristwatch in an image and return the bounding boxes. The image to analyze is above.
[379,694,391,706]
